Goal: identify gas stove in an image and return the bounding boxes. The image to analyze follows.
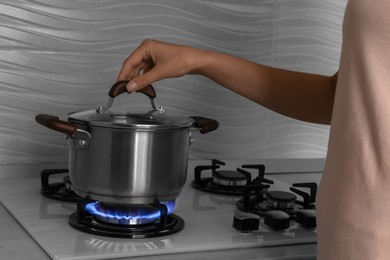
[192,159,317,231]
[0,159,322,260]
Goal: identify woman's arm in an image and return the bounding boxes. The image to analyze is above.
[117,39,338,125]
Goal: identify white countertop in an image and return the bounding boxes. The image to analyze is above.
[0,159,324,260]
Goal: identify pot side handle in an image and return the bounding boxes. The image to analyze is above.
[189,116,219,134]
[108,80,157,100]
[35,114,77,136]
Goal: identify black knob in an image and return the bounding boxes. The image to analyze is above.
[233,211,260,233]
[296,209,316,228]
[264,210,290,230]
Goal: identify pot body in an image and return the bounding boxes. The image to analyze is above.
[35,82,218,204]
[68,121,190,204]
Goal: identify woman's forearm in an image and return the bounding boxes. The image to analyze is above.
[192,50,337,125]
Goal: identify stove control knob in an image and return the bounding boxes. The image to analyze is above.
[264,210,290,230]
[233,211,260,233]
[296,209,316,228]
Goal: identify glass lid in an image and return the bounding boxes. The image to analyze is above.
[67,108,194,130]
[67,82,194,130]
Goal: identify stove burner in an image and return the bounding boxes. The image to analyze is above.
[235,182,318,230]
[213,170,248,187]
[192,159,272,196]
[40,169,80,202]
[85,200,176,225]
[266,191,297,210]
[69,198,184,238]
[237,182,317,217]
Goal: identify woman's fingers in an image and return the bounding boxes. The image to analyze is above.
[117,39,198,91]
[117,41,153,82]
[126,65,166,92]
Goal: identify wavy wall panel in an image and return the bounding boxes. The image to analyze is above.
[0,0,347,165]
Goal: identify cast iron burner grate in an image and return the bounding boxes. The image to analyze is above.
[40,169,80,202]
[234,182,317,230]
[191,159,273,196]
[236,182,317,217]
[68,198,185,238]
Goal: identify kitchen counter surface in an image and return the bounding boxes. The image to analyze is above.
[0,206,316,259]
[0,159,323,260]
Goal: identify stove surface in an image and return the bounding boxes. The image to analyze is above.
[0,160,321,260]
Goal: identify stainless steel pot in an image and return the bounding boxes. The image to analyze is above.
[36,81,218,204]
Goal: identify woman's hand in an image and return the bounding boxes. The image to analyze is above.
[117,39,205,92]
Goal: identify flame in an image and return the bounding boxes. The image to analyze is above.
[85,201,176,223]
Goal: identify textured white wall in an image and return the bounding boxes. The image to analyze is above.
[0,0,347,165]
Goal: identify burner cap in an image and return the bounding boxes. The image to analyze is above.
[266,191,297,210]
[212,170,247,187]
[266,191,297,201]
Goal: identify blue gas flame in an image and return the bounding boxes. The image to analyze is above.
[85,200,176,223]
